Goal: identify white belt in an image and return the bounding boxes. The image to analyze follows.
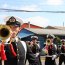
[46,55,52,57]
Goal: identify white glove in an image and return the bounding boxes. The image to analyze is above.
[52,55,57,60]
[36,53,39,57]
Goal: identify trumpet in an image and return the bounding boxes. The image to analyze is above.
[0,25,11,41]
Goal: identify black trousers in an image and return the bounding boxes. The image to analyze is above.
[29,55,42,65]
[36,55,42,65]
[59,54,65,65]
[38,55,42,65]
[45,57,56,65]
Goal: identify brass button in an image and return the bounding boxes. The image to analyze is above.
[17,54,19,56]
[17,48,18,51]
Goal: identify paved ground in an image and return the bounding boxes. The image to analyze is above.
[26,56,64,65]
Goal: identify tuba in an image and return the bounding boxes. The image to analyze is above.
[0,25,11,41]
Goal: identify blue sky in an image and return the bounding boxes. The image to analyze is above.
[0,0,65,27]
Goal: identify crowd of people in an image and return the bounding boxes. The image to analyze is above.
[0,16,65,65]
[0,16,42,65]
[42,34,65,65]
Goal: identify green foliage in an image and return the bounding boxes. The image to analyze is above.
[54,36,61,45]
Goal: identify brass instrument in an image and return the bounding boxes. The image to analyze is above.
[46,39,51,45]
[0,25,11,41]
[0,25,14,65]
[43,39,51,54]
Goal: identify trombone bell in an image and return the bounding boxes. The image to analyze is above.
[0,25,11,40]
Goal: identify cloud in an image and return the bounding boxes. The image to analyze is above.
[20,5,39,11]
[1,4,40,11]
[47,0,63,5]
[23,16,49,27]
[0,15,8,24]
[2,4,8,8]
[0,15,49,27]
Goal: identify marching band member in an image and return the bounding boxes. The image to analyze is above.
[44,34,57,65]
[30,36,42,65]
[59,39,65,65]
[5,16,38,65]
[0,25,17,65]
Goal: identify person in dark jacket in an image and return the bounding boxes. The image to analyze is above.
[44,34,57,65]
[4,16,38,65]
[59,39,65,65]
[30,36,42,65]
